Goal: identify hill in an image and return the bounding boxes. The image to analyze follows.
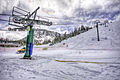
[54,20,120,49]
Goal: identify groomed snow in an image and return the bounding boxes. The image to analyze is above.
[0,47,120,80]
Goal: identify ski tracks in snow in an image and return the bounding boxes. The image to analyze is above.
[0,48,120,80]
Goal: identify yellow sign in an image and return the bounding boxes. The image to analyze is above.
[27,26,30,31]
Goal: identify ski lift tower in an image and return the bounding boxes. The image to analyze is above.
[23,7,40,59]
[0,6,52,59]
[94,20,100,41]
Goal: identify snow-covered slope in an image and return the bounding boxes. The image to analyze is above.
[54,20,120,49]
[34,29,60,43]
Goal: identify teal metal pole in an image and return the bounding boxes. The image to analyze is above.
[23,25,34,59]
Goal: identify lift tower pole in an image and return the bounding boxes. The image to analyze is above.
[23,24,34,59]
[94,20,100,41]
[96,22,100,41]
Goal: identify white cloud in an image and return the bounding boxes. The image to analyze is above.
[0,0,120,30]
[0,0,19,13]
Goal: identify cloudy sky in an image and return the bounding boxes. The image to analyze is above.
[0,0,120,32]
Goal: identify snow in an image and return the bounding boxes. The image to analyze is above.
[54,20,120,49]
[0,47,120,80]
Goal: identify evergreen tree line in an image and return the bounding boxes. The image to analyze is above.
[50,25,92,46]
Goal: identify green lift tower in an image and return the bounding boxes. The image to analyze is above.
[24,25,34,59]
[23,7,52,59]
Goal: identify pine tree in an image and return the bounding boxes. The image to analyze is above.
[74,28,78,36]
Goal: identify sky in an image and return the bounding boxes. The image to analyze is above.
[0,0,120,33]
